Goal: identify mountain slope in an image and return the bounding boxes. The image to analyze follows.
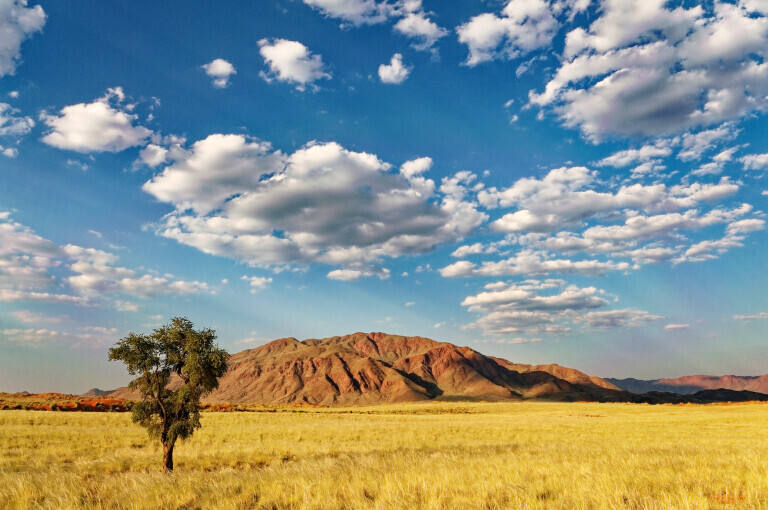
[607,374,768,395]
[110,332,621,405]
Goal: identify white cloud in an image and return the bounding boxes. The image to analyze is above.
[394,12,448,51]
[41,88,152,153]
[665,323,689,331]
[327,266,390,281]
[0,212,209,306]
[457,0,558,66]
[63,245,208,297]
[302,0,392,25]
[597,140,674,168]
[574,308,663,329]
[461,279,659,336]
[734,312,768,321]
[143,135,486,278]
[202,58,236,88]
[481,166,739,234]
[0,0,46,77]
[678,123,739,161]
[114,300,139,312]
[740,153,768,170]
[10,310,64,324]
[400,156,432,179]
[258,39,330,91]
[530,2,768,140]
[138,143,168,168]
[0,327,114,347]
[0,102,34,136]
[451,242,497,258]
[378,53,411,84]
[440,249,630,278]
[458,163,758,278]
[1,145,18,157]
[0,289,91,305]
[0,212,60,290]
[241,275,273,291]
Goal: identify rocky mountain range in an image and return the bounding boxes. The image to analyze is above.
[105,332,768,405]
[109,332,626,404]
[607,374,768,395]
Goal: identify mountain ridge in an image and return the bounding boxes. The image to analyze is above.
[109,332,623,404]
[607,374,768,395]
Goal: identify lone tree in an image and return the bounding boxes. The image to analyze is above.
[109,317,228,471]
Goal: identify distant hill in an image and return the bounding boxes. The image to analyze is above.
[110,332,623,405]
[607,374,768,395]
[81,388,112,397]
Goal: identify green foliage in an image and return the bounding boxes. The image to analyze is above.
[108,317,229,469]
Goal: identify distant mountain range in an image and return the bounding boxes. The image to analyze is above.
[607,375,768,395]
[104,332,768,405]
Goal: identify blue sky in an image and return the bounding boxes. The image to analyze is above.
[1,0,767,393]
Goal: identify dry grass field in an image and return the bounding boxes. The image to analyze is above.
[1,402,767,509]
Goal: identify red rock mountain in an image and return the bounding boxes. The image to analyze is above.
[608,374,768,395]
[110,332,621,405]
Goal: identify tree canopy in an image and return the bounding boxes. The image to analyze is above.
[109,317,229,471]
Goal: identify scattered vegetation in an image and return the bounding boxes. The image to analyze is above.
[0,393,129,412]
[1,401,767,508]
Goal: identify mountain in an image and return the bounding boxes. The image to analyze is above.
[110,332,623,405]
[81,388,112,397]
[607,374,768,395]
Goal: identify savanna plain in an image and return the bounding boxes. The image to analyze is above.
[2,402,767,509]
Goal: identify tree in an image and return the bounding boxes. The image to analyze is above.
[109,317,229,471]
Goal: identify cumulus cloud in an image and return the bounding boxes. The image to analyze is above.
[41,88,152,153]
[0,0,46,77]
[143,135,487,278]
[327,266,390,281]
[0,327,115,347]
[302,0,392,25]
[258,39,330,91]
[10,310,64,324]
[0,102,34,137]
[461,279,659,336]
[740,153,768,170]
[530,1,768,140]
[63,245,208,297]
[665,323,689,331]
[0,212,208,306]
[138,143,168,168]
[457,0,558,66]
[678,123,739,161]
[378,53,410,84]
[241,275,273,291]
[597,139,674,168]
[440,250,630,278]
[202,58,236,88]
[481,166,739,233]
[394,11,448,51]
[455,164,759,276]
[573,308,663,329]
[302,0,448,50]
[451,242,498,258]
[0,211,61,290]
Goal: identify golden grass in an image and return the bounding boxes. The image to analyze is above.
[1,402,767,509]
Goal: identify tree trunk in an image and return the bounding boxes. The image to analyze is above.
[163,441,175,472]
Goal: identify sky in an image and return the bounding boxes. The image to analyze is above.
[1,0,767,393]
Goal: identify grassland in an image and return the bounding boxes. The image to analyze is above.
[1,402,767,509]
